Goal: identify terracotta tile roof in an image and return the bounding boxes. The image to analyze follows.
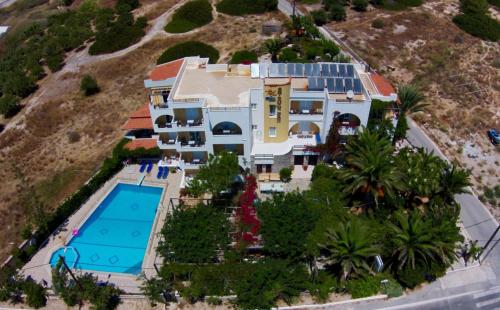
[370,73,396,97]
[124,138,157,150]
[149,59,184,81]
[122,117,153,130]
[129,103,150,118]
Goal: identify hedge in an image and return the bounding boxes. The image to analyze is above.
[165,0,213,33]
[229,50,258,64]
[453,13,500,42]
[157,41,219,64]
[346,276,381,299]
[6,139,161,269]
[216,0,278,16]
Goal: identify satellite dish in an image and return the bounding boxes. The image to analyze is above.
[346,90,354,100]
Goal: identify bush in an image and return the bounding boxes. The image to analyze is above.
[216,0,278,16]
[206,296,222,305]
[230,50,258,64]
[309,271,338,302]
[23,280,47,309]
[396,265,426,289]
[67,131,81,143]
[383,278,403,297]
[0,94,21,118]
[157,41,219,64]
[372,18,385,28]
[346,276,381,299]
[165,0,213,33]
[329,4,346,21]
[453,13,500,42]
[279,167,292,182]
[80,74,100,96]
[352,0,369,11]
[278,48,298,62]
[311,9,329,26]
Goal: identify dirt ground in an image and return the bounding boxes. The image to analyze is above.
[0,0,286,262]
[301,0,499,218]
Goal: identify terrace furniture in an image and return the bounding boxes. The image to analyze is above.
[302,109,310,114]
[192,159,200,164]
[146,161,153,173]
[162,167,169,179]
[139,161,147,173]
[157,166,164,179]
[188,140,195,146]
[168,139,175,144]
[187,120,194,125]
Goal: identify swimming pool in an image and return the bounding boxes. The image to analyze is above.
[50,183,163,275]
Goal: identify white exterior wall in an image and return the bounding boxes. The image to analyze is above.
[250,88,264,143]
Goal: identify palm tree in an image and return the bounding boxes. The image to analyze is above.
[394,84,428,142]
[340,128,405,209]
[388,210,440,270]
[319,221,379,280]
[438,165,471,203]
[264,39,281,62]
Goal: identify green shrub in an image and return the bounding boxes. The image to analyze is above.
[278,48,298,62]
[460,0,489,15]
[0,94,21,118]
[382,279,403,297]
[329,4,346,21]
[309,271,338,302]
[352,0,369,11]
[23,280,47,309]
[489,0,500,7]
[279,167,292,182]
[381,0,422,10]
[396,266,426,289]
[230,50,258,64]
[372,18,385,28]
[216,0,278,16]
[80,74,100,96]
[165,0,213,33]
[346,276,381,299]
[311,9,329,26]
[157,41,219,64]
[206,296,222,305]
[453,13,500,42]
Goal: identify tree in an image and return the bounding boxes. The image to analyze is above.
[80,74,100,96]
[319,221,379,280]
[394,84,427,142]
[259,192,319,259]
[352,0,369,11]
[264,39,281,62]
[158,203,230,263]
[320,38,340,60]
[279,167,292,182]
[186,151,239,198]
[329,4,346,21]
[141,276,175,307]
[438,165,471,203]
[340,128,405,209]
[310,10,328,26]
[278,48,298,62]
[0,94,21,118]
[322,116,342,159]
[23,279,47,309]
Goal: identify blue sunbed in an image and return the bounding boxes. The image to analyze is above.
[162,167,169,179]
[146,161,153,173]
[139,161,147,173]
[157,166,164,179]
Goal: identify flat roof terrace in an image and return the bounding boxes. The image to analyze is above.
[173,67,261,108]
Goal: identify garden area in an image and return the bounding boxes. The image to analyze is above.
[164,0,213,34]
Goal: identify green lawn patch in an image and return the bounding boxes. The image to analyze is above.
[165,0,213,33]
[216,0,277,16]
[157,41,219,64]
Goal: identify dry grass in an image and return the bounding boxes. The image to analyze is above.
[0,2,286,261]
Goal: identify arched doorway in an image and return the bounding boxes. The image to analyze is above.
[154,114,173,128]
[336,113,360,135]
[288,121,320,135]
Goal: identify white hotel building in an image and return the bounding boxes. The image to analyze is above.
[122,56,397,173]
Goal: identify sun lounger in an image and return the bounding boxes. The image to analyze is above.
[139,161,147,173]
[146,161,153,173]
[157,166,163,179]
[162,167,169,179]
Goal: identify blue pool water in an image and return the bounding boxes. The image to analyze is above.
[50,183,163,274]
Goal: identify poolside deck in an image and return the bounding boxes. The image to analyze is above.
[21,164,181,293]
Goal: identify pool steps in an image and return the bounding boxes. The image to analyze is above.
[137,174,145,186]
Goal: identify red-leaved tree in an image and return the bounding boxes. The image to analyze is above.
[236,175,260,244]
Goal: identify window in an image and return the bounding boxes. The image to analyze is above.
[251,103,257,110]
[269,105,277,117]
[252,125,257,130]
[269,127,277,137]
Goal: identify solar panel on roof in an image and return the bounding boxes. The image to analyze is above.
[321,64,330,76]
[353,79,362,94]
[327,78,335,92]
[316,77,325,89]
[278,63,286,77]
[346,65,354,78]
[269,63,279,77]
[312,64,321,76]
[295,63,304,77]
[287,63,295,76]
[338,64,346,77]
[259,63,268,78]
[334,78,344,93]
[345,78,353,92]
[308,77,316,90]
[305,64,313,76]
[330,64,338,77]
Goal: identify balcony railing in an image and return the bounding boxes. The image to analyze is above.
[178,139,205,148]
[289,108,323,115]
[176,119,203,128]
[212,129,242,135]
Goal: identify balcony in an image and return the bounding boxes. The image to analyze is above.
[176,119,204,128]
[177,132,206,151]
[181,151,208,168]
[212,122,242,136]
